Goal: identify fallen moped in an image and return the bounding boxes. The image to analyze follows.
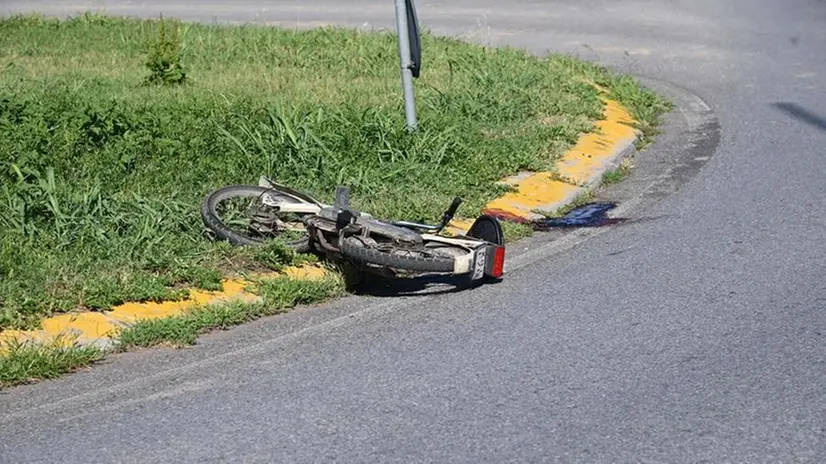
[200,175,506,284]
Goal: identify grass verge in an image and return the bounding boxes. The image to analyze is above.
[118,274,344,348]
[0,339,103,388]
[0,273,343,388]
[0,12,670,331]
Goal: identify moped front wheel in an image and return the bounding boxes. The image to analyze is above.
[201,185,313,252]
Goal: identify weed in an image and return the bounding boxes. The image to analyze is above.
[0,339,103,388]
[602,157,634,185]
[602,169,625,185]
[143,15,187,86]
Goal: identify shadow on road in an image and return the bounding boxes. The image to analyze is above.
[772,102,826,132]
[354,273,500,298]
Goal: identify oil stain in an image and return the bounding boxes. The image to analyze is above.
[533,203,626,230]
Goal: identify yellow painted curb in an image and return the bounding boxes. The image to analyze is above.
[0,264,330,354]
[407,91,639,235]
[481,92,639,223]
[556,99,638,185]
[443,218,477,237]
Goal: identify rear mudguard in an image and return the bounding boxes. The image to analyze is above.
[465,215,505,246]
[441,215,506,278]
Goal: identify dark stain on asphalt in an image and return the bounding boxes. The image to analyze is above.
[533,203,627,229]
[772,102,826,132]
[606,247,636,256]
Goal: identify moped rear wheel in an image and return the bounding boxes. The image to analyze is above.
[201,185,313,252]
[339,236,461,273]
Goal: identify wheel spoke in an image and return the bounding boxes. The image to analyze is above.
[373,242,449,260]
[215,193,308,242]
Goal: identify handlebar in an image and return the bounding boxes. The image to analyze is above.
[443,197,462,224]
[391,197,463,234]
[391,220,442,232]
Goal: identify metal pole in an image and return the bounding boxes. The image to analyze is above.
[394,0,418,132]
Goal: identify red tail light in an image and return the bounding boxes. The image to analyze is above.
[487,245,505,278]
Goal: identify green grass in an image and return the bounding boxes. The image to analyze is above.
[0,12,670,330]
[118,274,344,348]
[0,339,103,388]
[602,158,634,185]
[0,274,342,388]
[546,189,598,218]
[602,168,627,185]
[501,221,535,242]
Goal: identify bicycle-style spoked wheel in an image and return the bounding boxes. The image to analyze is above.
[339,236,467,273]
[201,185,313,252]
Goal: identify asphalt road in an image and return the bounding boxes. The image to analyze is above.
[2,1,825,462]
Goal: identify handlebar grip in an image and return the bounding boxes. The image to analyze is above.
[443,197,462,223]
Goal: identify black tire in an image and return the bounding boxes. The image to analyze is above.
[201,184,312,252]
[339,236,457,273]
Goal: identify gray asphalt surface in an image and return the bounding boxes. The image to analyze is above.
[2,1,825,462]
